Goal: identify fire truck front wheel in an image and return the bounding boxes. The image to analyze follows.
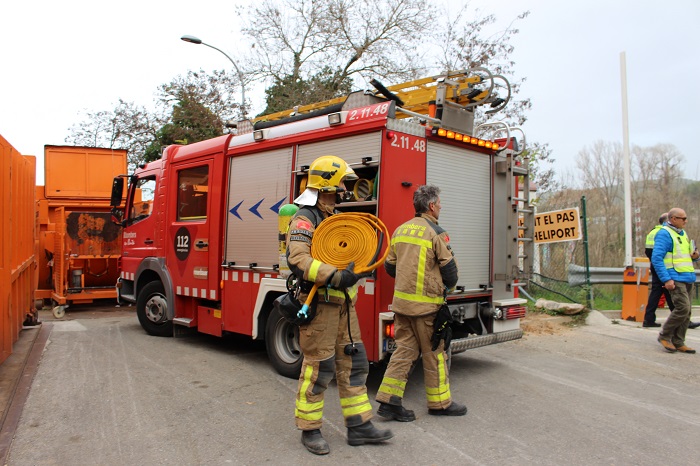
[137,281,173,337]
[265,306,303,379]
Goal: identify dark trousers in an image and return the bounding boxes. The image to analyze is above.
[644,266,674,324]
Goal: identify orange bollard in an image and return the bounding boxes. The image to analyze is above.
[621,258,650,322]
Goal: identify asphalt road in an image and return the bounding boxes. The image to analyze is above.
[6,308,700,465]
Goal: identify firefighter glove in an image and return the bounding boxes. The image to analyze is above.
[329,262,369,289]
[431,304,454,351]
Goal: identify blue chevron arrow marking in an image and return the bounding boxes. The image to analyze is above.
[229,200,243,220]
[249,199,264,219]
[270,197,287,214]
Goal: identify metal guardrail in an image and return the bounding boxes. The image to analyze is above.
[568,264,700,286]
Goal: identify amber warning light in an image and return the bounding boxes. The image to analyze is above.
[433,128,499,150]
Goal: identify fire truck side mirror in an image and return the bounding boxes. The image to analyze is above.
[110,177,124,208]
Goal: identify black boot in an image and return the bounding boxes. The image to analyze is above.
[347,421,393,446]
[428,401,468,416]
[377,402,416,422]
[689,321,700,329]
[301,429,330,455]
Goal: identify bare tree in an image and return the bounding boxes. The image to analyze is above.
[430,7,531,124]
[65,99,162,170]
[424,6,562,194]
[238,0,431,91]
[632,143,687,253]
[574,141,624,266]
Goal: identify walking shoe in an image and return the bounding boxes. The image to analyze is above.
[428,401,468,416]
[676,345,697,354]
[377,402,416,422]
[642,322,661,328]
[688,321,700,329]
[301,429,330,455]
[347,421,393,446]
[657,337,677,353]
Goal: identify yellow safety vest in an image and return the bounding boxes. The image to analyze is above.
[645,225,662,249]
[662,226,694,273]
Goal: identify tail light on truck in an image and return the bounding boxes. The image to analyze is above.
[493,305,527,320]
[379,312,396,358]
[505,306,527,319]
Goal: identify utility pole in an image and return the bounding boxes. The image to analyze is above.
[620,51,632,267]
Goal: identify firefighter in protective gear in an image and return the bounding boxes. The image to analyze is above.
[375,184,467,422]
[287,155,393,455]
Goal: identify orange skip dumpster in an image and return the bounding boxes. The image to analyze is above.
[1,135,37,365]
[34,146,127,318]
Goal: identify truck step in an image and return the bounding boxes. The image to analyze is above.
[173,317,194,327]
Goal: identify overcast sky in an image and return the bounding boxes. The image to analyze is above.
[1,0,698,185]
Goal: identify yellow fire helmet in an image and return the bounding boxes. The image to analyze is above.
[306,155,358,193]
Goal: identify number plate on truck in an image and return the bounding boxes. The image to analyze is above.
[384,339,397,353]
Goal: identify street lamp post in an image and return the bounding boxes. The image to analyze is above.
[181,34,248,119]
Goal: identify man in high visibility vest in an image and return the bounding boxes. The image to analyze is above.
[643,213,700,328]
[643,213,674,327]
[651,208,700,353]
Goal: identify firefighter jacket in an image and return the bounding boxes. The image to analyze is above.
[385,213,458,317]
[651,226,697,284]
[286,205,358,305]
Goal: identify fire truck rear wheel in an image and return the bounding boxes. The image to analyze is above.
[137,281,173,337]
[265,306,303,379]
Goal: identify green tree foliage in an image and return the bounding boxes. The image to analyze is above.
[141,70,238,162]
[143,98,222,162]
[67,70,238,168]
[260,67,353,116]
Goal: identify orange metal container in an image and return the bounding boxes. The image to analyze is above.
[35,146,127,316]
[1,135,37,365]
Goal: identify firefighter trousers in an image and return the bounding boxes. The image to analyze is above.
[376,312,452,410]
[295,299,373,430]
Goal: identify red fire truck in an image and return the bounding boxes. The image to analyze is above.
[110,69,534,378]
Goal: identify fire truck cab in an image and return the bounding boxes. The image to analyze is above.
[111,69,533,378]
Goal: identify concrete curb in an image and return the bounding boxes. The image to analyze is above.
[0,323,52,465]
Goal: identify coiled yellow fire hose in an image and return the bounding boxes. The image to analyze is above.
[297,212,390,318]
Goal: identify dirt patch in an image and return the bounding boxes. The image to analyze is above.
[521,312,573,335]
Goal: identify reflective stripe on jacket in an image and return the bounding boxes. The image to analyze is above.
[386,213,458,316]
